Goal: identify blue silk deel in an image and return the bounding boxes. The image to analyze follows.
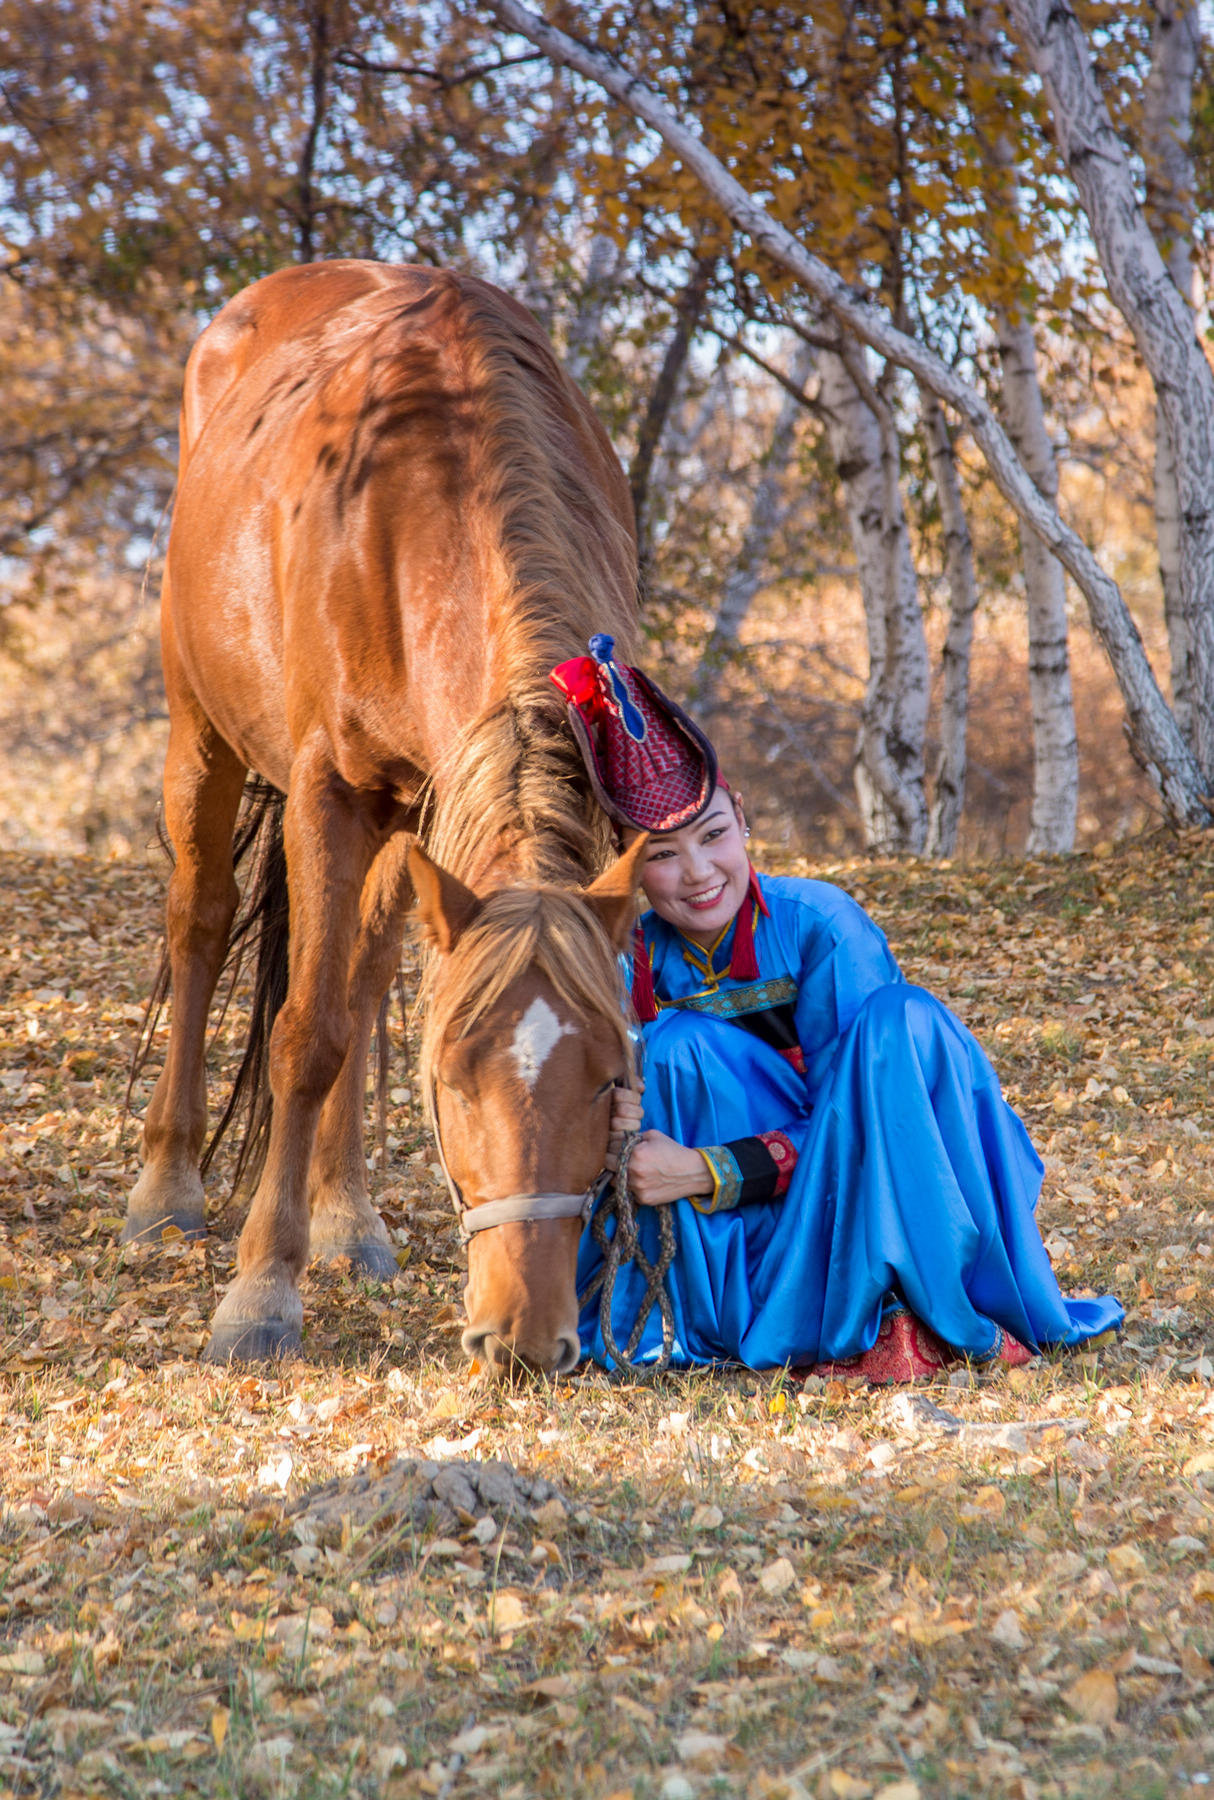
[576,873,1124,1369]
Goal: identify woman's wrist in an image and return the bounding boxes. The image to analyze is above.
[682,1147,714,1197]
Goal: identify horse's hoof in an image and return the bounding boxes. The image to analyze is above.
[203,1318,302,1363]
[312,1237,400,1280]
[120,1211,207,1246]
[207,1268,303,1363]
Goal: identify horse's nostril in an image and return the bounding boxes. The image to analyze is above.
[554,1332,581,1374]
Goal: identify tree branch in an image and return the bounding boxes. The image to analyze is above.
[715,329,828,421]
[490,0,1210,827]
[334,49,544,90]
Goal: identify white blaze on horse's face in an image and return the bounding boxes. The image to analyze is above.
[509,996,574,1090]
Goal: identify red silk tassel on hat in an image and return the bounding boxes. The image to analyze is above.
[631,923,658,1024]
[726,867,768,982]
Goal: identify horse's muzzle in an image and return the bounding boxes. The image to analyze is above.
[462,1321,581,1377]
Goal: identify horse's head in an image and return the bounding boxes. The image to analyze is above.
[409,836,646,1376]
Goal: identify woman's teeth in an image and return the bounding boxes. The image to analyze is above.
[686,883,725,909]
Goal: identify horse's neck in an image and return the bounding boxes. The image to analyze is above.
[429,687,606,895]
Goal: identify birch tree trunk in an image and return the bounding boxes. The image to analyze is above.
[492,0,1209,826]
[922,391,979,858]
[1005,0,1214,789]
[820,347,929,852]
[1144,0,1199,743]
[995,309,1079,854]
[697,339,814,710]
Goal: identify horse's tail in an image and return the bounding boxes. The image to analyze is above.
[200,776,290,1193]
[127,776,289,1194]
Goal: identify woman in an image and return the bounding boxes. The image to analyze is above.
[550,638,1123,1378]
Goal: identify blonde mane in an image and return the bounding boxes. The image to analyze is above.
[413,273,640,1073]
[419,887,635,1104]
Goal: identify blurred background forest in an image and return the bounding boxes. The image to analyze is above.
[0,0,1209,862]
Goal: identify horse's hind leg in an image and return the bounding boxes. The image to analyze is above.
[308,831,414,1278]
[124,692,247,1243]
[205,738,376,1361]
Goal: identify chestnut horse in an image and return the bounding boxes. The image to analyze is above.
[126,260,644,1370]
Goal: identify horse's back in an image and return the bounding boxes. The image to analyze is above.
[167,262,636,793]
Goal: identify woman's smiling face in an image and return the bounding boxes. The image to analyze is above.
[639,786,751,945]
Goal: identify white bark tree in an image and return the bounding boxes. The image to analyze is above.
[1143,0,1200,743]
[921,390,979,858]
[1006,0,1214,789]
[820,345,930,852]
[697,338,814,710]
[995,310,1079,854]
[492,0,1210,827]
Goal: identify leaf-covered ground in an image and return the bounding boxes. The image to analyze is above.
[2,832,1214,1800]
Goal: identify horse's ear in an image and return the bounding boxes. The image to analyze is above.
[407,842,483,953]
[582,833,649,950]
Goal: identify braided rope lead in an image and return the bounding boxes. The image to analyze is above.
[578,1130,677,1374]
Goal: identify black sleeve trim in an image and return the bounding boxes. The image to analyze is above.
[724,1135,780,1204]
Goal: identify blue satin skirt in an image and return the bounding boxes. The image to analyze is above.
[576,983,1123,1369]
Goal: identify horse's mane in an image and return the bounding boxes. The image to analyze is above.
[416,274,640,1065]
[421,273,637,892]
[419,886,635,1103]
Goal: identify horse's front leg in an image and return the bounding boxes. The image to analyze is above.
[205,743,375,1362]
[308,830,415,1277]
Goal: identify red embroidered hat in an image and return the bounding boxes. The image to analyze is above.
[549,635,718,832]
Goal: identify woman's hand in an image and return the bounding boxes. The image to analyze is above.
[604,1086,712,1204]
[605,1085,645,1165]
[626,1131,713,1206]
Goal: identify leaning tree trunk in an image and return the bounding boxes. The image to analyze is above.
[1144,0,1200,743]
[820,346,930,852]
[493,0,1211,826]
[629,252,715,559]
[996,309,1079,855]
[697,338,815,711]
[1006,0,1214,789]
[565,232,620,388]
[922,391,979,858]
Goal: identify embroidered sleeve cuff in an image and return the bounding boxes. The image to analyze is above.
[757,1129,799,1197]
[692,1131,798,1212]
[694,1145,743,1213]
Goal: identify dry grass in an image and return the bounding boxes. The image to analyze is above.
[2,832,1214,1799]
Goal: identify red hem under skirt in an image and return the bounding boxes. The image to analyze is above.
[809,1309,1033,1385]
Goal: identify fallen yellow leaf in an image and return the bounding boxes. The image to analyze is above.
[491,1593,530,1634]
[532,1496,568,1530]
[827,1771,872,1799]
[211,1708,229,1751]
[1065,1668,1118,1726]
